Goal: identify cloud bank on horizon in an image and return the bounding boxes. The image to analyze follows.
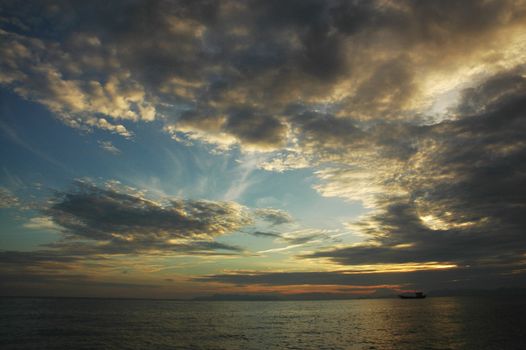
[1,0,526,298]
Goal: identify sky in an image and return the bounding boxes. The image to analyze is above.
[1,0,526,299]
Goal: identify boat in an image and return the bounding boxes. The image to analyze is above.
[398,291,426,299]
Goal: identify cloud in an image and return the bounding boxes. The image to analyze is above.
[301,72,526,277]
[223,108,288,150]
[0,250,86,266]
[23,216,60,231]
[193,266,526,290]
[1,180,296,286]
[257,244,305,254]
[247,228,334,254]
[1,0,524,151]
[12,180,293,257]
[42,181,253,254]
[0,180,262,293]
[248,231,282,239]
[255,208,293,225]
[282,232,325,245]
[0,249,104,283]
[43,238,244,257]
[98,140,121,155]
[0,187,19,208]
[0,250,162,296]
[0,28,152,137]
[258,151,310,172]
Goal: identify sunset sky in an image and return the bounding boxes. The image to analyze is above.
[1,0,526,298]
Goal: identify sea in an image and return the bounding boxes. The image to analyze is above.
[1,296,525,349]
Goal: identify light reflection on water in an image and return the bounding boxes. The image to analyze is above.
[1,297,525,349]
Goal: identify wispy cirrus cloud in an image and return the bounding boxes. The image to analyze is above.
[98,140,121,155]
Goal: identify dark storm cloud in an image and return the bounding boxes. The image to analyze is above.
[304,199,526,266]
[3,0,524,149]
[41,181,252,255]
[304,73,526,277]
[345,59,416,120]
[223,108,288,149]
[49,182,252,239]
[456,70,526,115]
[291,111,363,148]
[404,0,523,42]
[330,0,379,35]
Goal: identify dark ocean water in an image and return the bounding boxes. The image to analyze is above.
[1,296,525,350]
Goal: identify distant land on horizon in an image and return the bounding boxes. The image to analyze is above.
[192,287,526,301]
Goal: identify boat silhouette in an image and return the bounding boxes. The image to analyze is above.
[398,291,426,299]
